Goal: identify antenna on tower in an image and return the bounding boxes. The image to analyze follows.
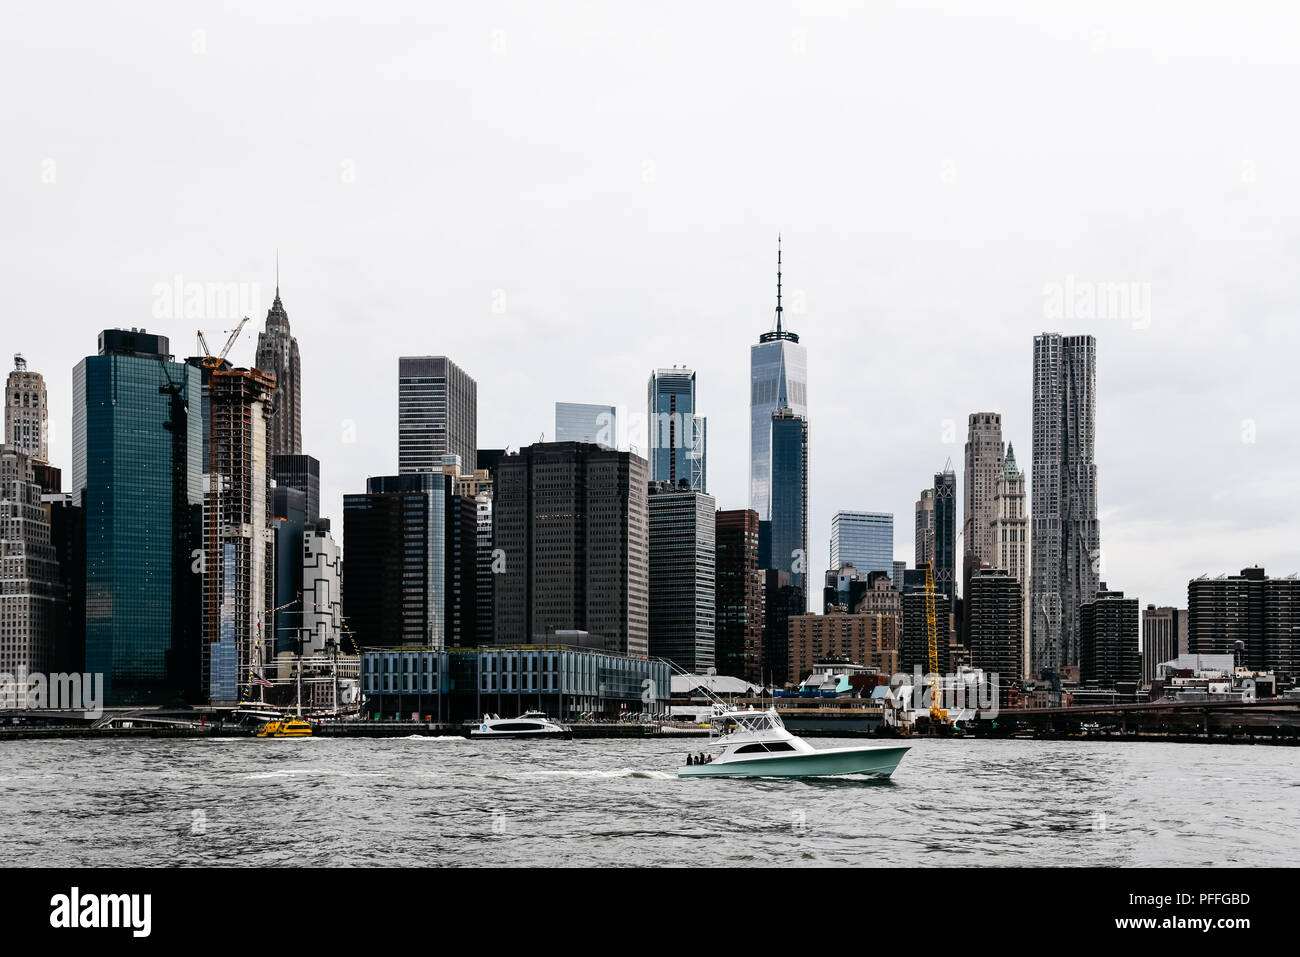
[775,234,783,333]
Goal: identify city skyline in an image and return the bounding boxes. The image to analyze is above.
[6,4,1300,611]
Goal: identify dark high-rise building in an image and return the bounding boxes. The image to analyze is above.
[768,407,808,594]
[715,509,762,682]
[647,482,716,672]
[901,589,952,677]
[762,569,803,686]
[966,567,1023,705]
[45,493,85,674]
[273,454,320,525]
[343,472,449,649]
[272,486,307,656]
[445,487,479,646]
[1188,567,1298,678]
[1031,333,1100,675]
[1079,587,1140,688]
[493,442,649,655]
[74,330,204,705]
[931,470,957,599]
[398,356,477,475]
[202,367,276,703]
[647,368,706,492]
[255,286,302,458]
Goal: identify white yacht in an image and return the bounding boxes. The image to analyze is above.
[678,706,909,779]
[469,711,572,739]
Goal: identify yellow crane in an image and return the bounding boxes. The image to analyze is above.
[195,316,251,370]
[920,559,949,727]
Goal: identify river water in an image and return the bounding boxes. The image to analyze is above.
[0,736,1294,866]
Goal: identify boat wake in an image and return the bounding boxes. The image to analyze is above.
[522,768,675,781]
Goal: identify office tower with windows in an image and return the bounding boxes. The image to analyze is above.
[990,444,1029,677]
[901,590,953,676]
[750,240,807,520]
[829,511,894,579]
[892,560,906,591]
[493,442,649,655]
[768,407,808,594]
[647,368,706,491]
[555,402,618,447]
[343,472,449,650]
[273,453,320,525]
[272,485,307,656]
[966,567,1024,705]
[647,482,716,673]
[301,521,342,656]
[963,413,1004,633]
[1031,333,1100,674]
[762,569,803,686]
[0,446,62,701]
[398,356,477,474]
[715,509,762,682]
[74,329,204,705]
[1079,587,1140,688]
[254,285,302,457]
[6,355,48,464]
[1141,605,1185,685]
[915,488,935,569]
[1188,567,1298,676]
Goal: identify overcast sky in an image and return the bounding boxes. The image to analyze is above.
[4,1,1299,609]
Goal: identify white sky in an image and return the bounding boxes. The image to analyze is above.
[4,1,1298,608]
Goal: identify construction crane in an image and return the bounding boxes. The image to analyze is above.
[920,559,949,728]
[196,316,251,370]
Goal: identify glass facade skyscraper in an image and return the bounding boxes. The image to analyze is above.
[647,483,716,673]
[750,243,807,520]
[646,368,706,492]
[554,402,618,447]
[398,356,477,475]
[73,330,203,706]
[768,407,808,593]
[829,511,894,579]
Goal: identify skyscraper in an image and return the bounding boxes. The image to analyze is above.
[715,509,762,682]
[647,482,716,672]
[301,522,342,656]
[965,567,1024,706]
[750,239,808,520]
[343,472,449,649]
[398,356,477,474]
[1079,587,1140,688]
[932,469,957,598]
[6,355,48,463]
[647,368,706,491]
[768,407,809,593]
[1031,333,1100,674]
[272,453,320,525]
[203,366,276,704]
[493,442,649,655]
[1188,567,1298,675]
[74,329,204,705]
[254,284,302,458]
[0,446,62,701]
[555,402,618,447]
[829,511,894,579]
[914,488,935,568]
[990,444,1029,677]
[963,412,1004,613]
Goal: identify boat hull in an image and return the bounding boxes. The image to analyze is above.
[678,745,909,779]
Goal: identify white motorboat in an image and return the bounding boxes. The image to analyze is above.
[469,710,572,739]
[678,706,909,779]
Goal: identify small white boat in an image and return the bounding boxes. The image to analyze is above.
[469,711,571,739]
[678,706,909,779]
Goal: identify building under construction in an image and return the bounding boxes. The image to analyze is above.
[202,366,276,704]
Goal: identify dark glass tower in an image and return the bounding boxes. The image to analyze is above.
[398,356,477,474]
[73,330,204,705]
[768,407,808,593]
[646,368,706,491]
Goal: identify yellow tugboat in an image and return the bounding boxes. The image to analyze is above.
[254,715,313,738]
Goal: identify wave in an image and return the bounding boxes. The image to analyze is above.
[521,768,675,781]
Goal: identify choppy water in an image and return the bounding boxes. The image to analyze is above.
[0,737,1295,866]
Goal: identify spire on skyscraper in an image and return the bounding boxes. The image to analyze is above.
[1004,442,1018,475]
[775,234,783,333]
